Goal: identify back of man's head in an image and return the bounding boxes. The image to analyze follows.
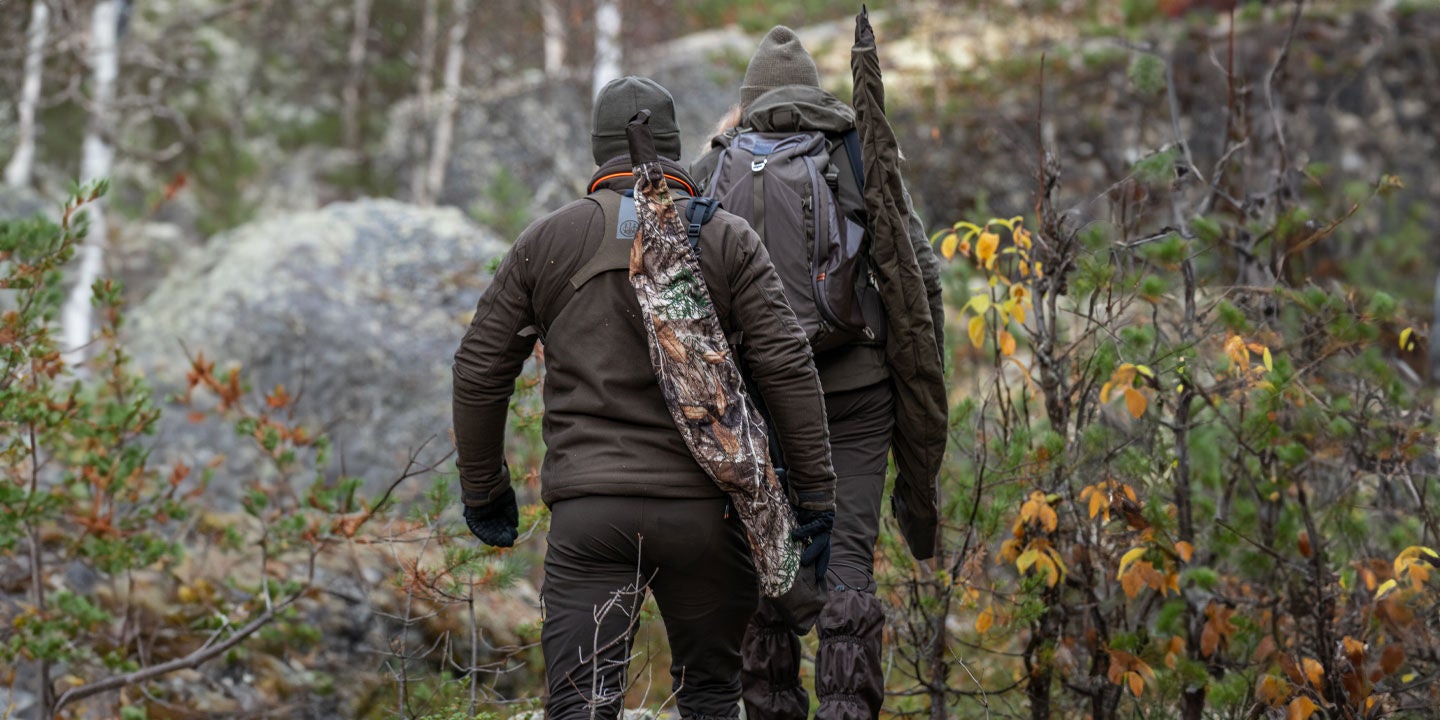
[592,76,682,166]
[740,26,821,112]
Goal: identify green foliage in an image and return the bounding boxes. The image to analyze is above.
[2,186,528,718]
[883,58,1440,716]
[1127,53,1166,96]
[471,166,536,241]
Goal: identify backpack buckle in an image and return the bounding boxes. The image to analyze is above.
[751,158,767,173]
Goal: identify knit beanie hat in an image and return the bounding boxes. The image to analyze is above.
[591,76,682,165]
[740,26,821,111]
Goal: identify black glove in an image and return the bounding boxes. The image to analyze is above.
[464,487,519,547]
[791,508,835,583]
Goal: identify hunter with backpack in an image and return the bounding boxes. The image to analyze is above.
[692,13,948,720]
[452,76,837,719]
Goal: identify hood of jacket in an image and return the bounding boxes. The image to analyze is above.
[741,85,856,135]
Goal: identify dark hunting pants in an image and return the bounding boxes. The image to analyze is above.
[542,495,759,720]
[742,381,894,720]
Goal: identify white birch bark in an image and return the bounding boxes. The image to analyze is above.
[541,0,565,78]
[4,1,51,188]
[410,0,439,203]
[592,0,621,98]
[423,0,472,205]
[341,0,373,150]
[63,0,122,366]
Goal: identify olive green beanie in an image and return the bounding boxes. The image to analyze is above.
[740,26,821,111]
[591,76,682,165]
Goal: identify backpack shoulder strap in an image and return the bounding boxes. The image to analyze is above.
[570,189,636,290]
[684,196,720,257]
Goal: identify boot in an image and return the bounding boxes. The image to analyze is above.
[814,589,884,720]
[740,600,809,720]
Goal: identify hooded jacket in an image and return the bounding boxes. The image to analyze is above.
[453,156,836,512]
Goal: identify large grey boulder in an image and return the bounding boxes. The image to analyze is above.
[125,199,508,500]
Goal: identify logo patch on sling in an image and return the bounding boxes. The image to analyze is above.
[617,195,638,240]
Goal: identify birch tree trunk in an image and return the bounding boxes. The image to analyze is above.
[592,0,621,98]
[63,0,123,366]
[423,0,472,205]
[4,0,51,188]
[410,0,439,203]
[341,0,373,150]
[541,0,565,78]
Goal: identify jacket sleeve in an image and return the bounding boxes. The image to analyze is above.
[452,234,538,507]
[722,222,837,512]
[902,180,946,363]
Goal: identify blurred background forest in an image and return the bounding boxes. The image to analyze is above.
[3,0,1440,718]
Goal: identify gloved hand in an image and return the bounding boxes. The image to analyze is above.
[791,508,835,583]
[464,487,519,547]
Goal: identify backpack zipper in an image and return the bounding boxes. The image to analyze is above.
[805,155,863,335]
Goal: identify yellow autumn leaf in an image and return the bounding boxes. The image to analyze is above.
[1015,226,1033,249]
[1403,545,1439,561]
[1134,364,1155,378]
[1174,540,1194,562]
[1409,562,1432,590]
[977,231,1000,269]
[1123,386,1148,419]
[1036,554,1060,587]
[1262,347,1273,372]
[1044,546,1069,586]
[1400,326,1415,351]
[1118,547,1147,579]
[968,294,992,315]
[976,606,995,633]
[968,316,986,349]
[999,330,1017,357]
[999,538,1023,562]
[1100,381,1115,404]
[940,232,959,260]
[1288,696,1319,720]
[1375,578,1398,600]
[1017,547,1040,574]
[1087,487,1106,520]
[1255,674,1289,707]
[1012,301,1027,325]
[1127,671,1144,697]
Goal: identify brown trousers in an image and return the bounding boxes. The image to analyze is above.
[742,381,895,720]
[542,495,759,720]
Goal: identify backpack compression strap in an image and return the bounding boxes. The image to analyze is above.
[841,128,865,193]
[685,196,720,257]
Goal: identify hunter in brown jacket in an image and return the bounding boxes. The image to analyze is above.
[452,76,836,720]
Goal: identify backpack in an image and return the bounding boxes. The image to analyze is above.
[703,128,885,354]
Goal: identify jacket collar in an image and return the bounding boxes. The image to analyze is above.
[588,156,699,197]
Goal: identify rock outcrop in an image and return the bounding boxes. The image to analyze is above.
[125,199,509,499]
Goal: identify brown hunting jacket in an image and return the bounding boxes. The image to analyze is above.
[453,157,836,512]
